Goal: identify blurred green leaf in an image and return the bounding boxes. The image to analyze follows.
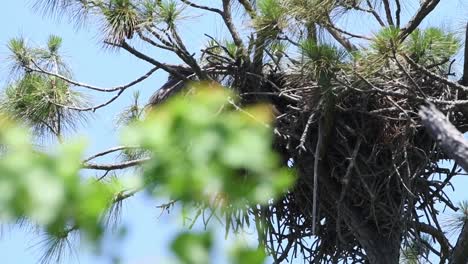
[230,244,266,264]
[122,83,294,206]
[0,115,118,241]
[171,231,213,264]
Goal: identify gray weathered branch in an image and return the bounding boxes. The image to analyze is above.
[419,104,468,172]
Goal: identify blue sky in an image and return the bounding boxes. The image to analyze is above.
[0,1,468,264]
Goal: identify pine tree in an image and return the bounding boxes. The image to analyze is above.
[2,1,468,263]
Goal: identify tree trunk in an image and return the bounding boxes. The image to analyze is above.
[360,236,401,264]
[296,152,401,264]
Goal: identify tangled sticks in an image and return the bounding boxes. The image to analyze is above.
[145,31,468,263]
[147,53,468,262]
[254,57,468,263]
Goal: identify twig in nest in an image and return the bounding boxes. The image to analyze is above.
[297,112,316,152]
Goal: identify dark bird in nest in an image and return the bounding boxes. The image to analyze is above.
[147,66,194,106]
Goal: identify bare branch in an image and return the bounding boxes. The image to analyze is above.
[325,19,371,40]
[414,221,451,261]
[363,0,386,27]
[221,0,248,60]
[404,55,468,93]
[400,0,441,40]
[237,0,256,19]
[419,104,468,172]
[460,22,468,86]
[179,0,222,14]
[115,41,190,80]
[51,88,126,112]
[325,24,357,52]
[395,0,401,27]
[83,157,150,171]
[137,31,176,52]
[382,0,395,26]
[83,146,139,163]
[29,62,159,92]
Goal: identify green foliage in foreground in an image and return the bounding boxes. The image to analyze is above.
[123,83,294,206]
[0,116,117,240]
[0,82,294,263]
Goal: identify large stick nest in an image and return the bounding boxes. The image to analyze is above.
[148,56,467,263]
[260,59,466,263]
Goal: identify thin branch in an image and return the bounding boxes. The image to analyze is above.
[51,88,126,112]
[137,31,176,52]
[115,41,190,80]
[145,26,176,48]
[395,0,401,27]
[400,0,441,40]
[337,137,362,242]
[221,0,248,60]
[179,0,222,14]
[29,61,159,92]
[83,157,150,171]
[325,23,357,52]
[296,112,315,152]
[312,119,323,235]
[83,146,139,163]
[327,23,371,40]
[237,0,256,19]
[169,27,206,79]
[363,0,386,27]
[382,0,395,26]
[404,55,468,93]
[460,22,468,85]
[414,221,451,261]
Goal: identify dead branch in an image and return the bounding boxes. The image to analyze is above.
[419,103,468,172]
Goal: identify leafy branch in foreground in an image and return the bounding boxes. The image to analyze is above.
[1,81,294,263]
[0,115,119,242]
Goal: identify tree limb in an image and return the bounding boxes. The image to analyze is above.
[400,0,441,40]
[382,0,395,26]
[29,61,159,92]
[325,24,357,52]
[419,103,468,172]
[115,41,190,80]
[179,0,222,14]
[83,146,140,163]
[237,0,256,19]
[83,157,150,171]
[221,0,249,61]
[414,221,451,261]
